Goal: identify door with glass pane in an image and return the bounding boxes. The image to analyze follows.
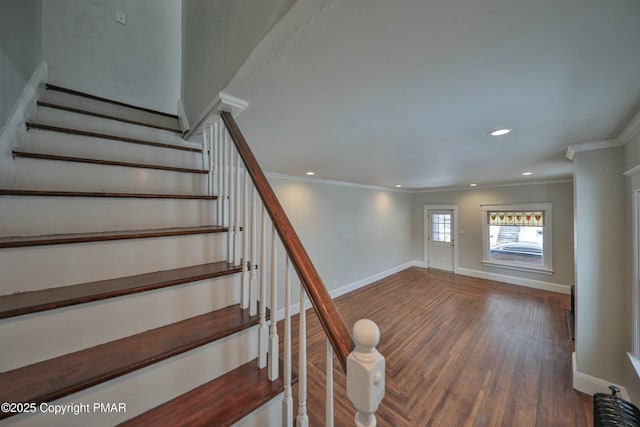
[428,210,454,271]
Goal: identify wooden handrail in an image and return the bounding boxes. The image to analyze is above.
[221,111,354,371]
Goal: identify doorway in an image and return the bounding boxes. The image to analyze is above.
[424,205,457,272]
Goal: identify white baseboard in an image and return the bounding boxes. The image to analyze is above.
[0,60,47,187]
[274,261,416,321]
[329,261,416,300]
[573,352,629,399]
[455,267,571,295]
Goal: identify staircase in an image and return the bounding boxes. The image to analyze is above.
[0,85,283,426]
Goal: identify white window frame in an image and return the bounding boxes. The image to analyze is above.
[625,165,640,361]
[481,203,553,274]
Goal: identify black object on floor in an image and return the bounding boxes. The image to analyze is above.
[593,385,640,427]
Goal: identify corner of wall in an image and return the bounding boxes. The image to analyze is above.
[573,352,630,399]
[0,60,47,187]
[177,97,190,134]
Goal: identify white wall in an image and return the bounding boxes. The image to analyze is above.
[0,0,42,129]
[411,182,575,288]
[573,146,626,387]
[0,0,42,187]
[267,175,413,307]
[181,0,294,128]
[42,0,181,114]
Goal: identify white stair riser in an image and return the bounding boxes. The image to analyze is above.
[233,394,284,427]
[33,107,195,148]
[14,157,207,194]
[0,274,241,372]
[0,327,258,427]
[0,233,228,294]
[41,90,180,131]
[0,197,217,236]
[24,129,203,170]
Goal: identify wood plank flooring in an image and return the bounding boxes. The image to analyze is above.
[283,267,592,426]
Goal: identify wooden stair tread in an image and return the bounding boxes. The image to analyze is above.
[0,305,259,420]
[0,261,241,319]
[38,101,182,133]
[13,150,208,174]
[26,122,200,153]
[0,225,227,248]
[0,189,217,200]
[45,84,180,120]
[120,361,285,427]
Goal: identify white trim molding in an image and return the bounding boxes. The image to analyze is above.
[455,267,571,294]
[265,171,408,192]
[573,352,629,399]
[274,261,416,320]
[620,108,640,143]
[627,166,640,359]
[186,92,249,139]
[566,139,624,160]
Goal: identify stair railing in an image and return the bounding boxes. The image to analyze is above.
[197,110,385,426]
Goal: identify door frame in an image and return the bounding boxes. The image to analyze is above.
[424,204,459,272]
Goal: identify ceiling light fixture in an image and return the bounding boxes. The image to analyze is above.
[470,183,477,187]
[395,184,402,188]
[488,128,512,136]
[306,171,315,176]
[522,171,533,176]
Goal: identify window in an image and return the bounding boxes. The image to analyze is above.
[431,213,452,243]
[482,203,553,273]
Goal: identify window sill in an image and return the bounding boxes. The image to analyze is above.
[481,260,554,275]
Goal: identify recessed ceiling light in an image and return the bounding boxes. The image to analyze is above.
[306,171,315,176]
[470,183,477,187]
[395,184,402,188]
[488,128,512,136]
[522,171,533,176]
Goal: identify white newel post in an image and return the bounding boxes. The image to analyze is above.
[347,319,385,427]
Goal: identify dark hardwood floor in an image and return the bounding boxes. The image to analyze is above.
[283,267,592,426]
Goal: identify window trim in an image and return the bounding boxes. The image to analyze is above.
[481,203,554,274]
[633,189,640,359]
[627,165,640,359]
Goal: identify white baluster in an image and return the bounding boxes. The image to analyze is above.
[226,131,233,263]
[241,166,249,309]
[234,146,241,266]
[249,186,257,316]
[347,320,385,427]
[216,118,223,225]
[268,226,279,381]
[326,339,334,427]
[201,126,209,193]
[258,206,268,368]
[297,287,309,427]
[282,258,293,427]
[229,147,236,265]
[208,122,215,198]
[221,125,228,230]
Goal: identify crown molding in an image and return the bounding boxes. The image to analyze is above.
[411,178,572,193]
[620,108,640,143]
[264,171,408,192]
[565,139,623,160]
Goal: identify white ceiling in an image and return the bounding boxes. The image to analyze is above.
[226,0,640,190]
